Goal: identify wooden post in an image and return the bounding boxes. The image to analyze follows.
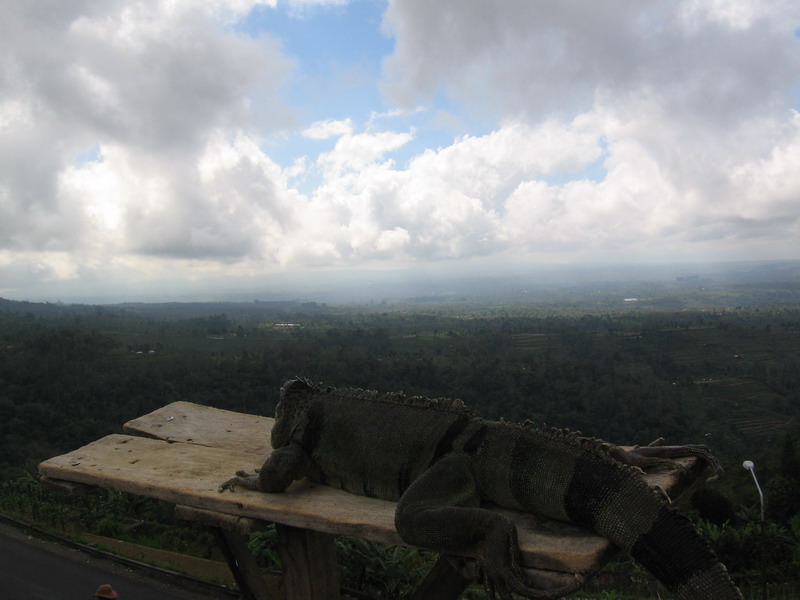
[276,524,341,600]
[214,528,276,600]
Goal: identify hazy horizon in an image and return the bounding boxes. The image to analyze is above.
[4,259,799,306]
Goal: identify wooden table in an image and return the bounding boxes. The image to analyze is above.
[39,401,706,600]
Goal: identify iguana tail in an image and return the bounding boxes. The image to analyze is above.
[625,505,742,599]
[554,439,742,599]
[568,460,742,600]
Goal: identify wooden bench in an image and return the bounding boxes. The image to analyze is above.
[38,401,708,600]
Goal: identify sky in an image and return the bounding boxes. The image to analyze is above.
[2,0,800,302]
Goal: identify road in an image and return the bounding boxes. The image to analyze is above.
[0,522,234,600]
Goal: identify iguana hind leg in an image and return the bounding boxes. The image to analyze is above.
[612,442,722,480]
[395,454,581,600]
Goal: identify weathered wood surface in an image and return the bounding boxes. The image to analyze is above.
[40,401,703,575]
[123,401,272,455]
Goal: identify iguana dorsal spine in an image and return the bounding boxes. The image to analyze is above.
[223,378,742,600]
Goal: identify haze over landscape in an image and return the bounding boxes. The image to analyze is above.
[2,1,800,303]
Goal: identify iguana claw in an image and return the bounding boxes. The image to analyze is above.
[218,470,260,492]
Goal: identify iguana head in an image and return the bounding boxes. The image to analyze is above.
[271,377,318,448]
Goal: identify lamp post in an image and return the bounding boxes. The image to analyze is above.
[743,460,767,599]
[742,460,764,522]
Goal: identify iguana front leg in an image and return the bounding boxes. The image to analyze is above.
[395,454,581,600]
[219,442,312,493]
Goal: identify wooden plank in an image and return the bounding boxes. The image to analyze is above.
[38,433,615,573]
[39,434,406,546]
[124,401,272,456]
[175,505,268,535]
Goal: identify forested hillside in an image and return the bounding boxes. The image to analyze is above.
[2,298,798,465]
[1,296,799,595]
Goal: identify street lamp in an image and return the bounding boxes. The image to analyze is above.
[742,460,764,522]
[743,460,768,599]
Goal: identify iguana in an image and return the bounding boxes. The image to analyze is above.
[221,378,742,599]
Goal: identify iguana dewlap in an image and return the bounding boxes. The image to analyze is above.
[221,378,742,600]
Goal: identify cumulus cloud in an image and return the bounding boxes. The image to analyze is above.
[302,118,354,139]
[316,128,414,176]
[2,0,800,300]
[0,0,293,268]
[374,0,800,260]
[294,119,603,263]
[382,0,799,123]
[291,106,800,265]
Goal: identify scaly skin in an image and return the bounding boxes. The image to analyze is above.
[221,378,742,600]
